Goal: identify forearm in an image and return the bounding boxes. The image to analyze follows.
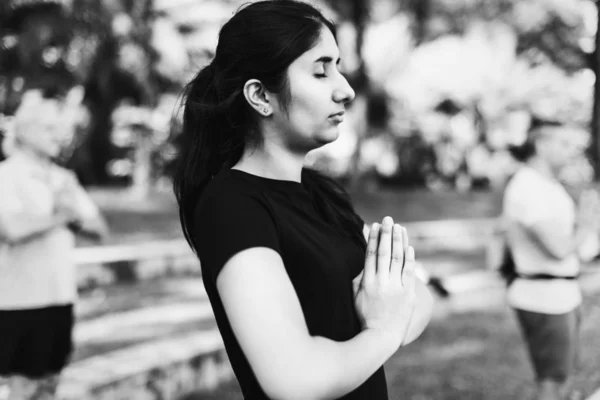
[528,221,595,260]
[313,328,398,398]
[0,213,69,244]
[273,329,397,400]
[554,227,594,259]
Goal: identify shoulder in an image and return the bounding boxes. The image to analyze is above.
[201,172,269,208]
[0,158,19,186]
[505,167,544,199]
[196,172,275,226]
[52,165,78,184]
[0,157,16,176]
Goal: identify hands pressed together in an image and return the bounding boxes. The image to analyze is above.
[52,173,83,228]
[353,216,432,349]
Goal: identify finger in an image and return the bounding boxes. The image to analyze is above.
[390,224,404,280]
[377,216,394,281]
[401,246,416,292]
[402,227,409,272]
[364,223,380,280]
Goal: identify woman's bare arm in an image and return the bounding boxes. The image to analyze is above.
[217,230,433,400]
[217,247,397,400]
[0,212,71,245]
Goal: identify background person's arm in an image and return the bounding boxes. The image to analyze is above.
[69,188,109,242]
[0,173,73,244]
[217,246,431,400]
[0,211,72,245]
[524,189,600,261]
[55,172,109,242]
[525,219,594,260]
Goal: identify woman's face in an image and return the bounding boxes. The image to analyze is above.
[537,127,581,171]
[268,27,355,153]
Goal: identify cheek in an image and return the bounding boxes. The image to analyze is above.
[288,80,328,120]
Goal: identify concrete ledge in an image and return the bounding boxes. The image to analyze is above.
[403,218,498,240]
[57,330,232,400]
[74,240,194,265]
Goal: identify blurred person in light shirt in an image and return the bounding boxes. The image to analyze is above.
[502,120,600,400]
[0,88,108,400]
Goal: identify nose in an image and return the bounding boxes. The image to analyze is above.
[333,73,355,105]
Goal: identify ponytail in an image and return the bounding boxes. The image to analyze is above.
[173,63,248,252]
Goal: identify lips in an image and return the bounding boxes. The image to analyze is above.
[329,111,345,118]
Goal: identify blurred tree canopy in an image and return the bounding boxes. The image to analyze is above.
[352,0,596,189]
[0,0,596,192]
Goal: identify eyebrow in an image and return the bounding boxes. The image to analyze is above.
[315,56,341,65]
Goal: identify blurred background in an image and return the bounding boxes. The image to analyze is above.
[1,0,600,399]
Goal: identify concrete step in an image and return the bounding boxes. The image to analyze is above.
[58,330,231,400]
[58,282,235,400]
[50,263,600,400]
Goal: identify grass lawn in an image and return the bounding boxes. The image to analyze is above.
[87,186,503,244]
[350,186,503,225]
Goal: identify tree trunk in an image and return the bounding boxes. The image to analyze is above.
[591,2,600,180]
[130,125,153,198]
[346,0,371,194]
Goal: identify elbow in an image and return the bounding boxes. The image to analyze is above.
[260,370,324,400]
[545,245,571,260]
[80,219,110,243]
[94,225,110,243]
[96,218,110,242]
[0,223,19,245]
[264,384,332,400]
[256,354,334,400]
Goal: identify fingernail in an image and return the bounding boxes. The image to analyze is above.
[383,216,393,225]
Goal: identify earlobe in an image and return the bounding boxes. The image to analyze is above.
[243,79,271,116]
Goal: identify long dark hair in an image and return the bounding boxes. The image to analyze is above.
[507,117,563,162]
[173,0,365,253]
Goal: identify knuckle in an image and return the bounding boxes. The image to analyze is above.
[377,251,390,259]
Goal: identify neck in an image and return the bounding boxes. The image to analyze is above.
[13,146,53,168]
[527,156,557,180]
[232,140,306,183]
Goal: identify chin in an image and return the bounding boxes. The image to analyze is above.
[316,127,340,145]
[45,149,62,159]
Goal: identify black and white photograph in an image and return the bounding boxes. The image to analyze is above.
[1,0,599,399]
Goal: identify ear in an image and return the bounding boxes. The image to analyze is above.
[243,79,272,117]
